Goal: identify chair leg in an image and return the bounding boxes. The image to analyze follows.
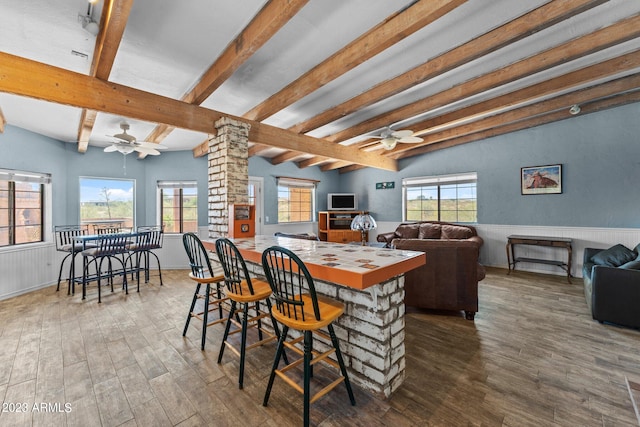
[149,250,163,285]
[183,283,201,337]
[238,302,249,389]
[201,283,210,351]
[303,330,312,427]
[265,299,289,365]
[328,324,356,405]
[263,325,289,407]
[56,253,71,292]
[218,301,237,362]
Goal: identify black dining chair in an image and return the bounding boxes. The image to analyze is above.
[54,224,89,294]
[215,238,286,389]
[182,232,228,350]
[126,225,164,287]
[81,233,130,303]
[261,246,355,427]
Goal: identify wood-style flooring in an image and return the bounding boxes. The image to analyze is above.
[0,267,638,426]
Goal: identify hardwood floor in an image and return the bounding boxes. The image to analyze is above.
[0,267,638,426]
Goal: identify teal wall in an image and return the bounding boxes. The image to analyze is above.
[2,101,639,228]
[341,102,640,228]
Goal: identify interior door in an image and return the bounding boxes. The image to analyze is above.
[248,177,263,235]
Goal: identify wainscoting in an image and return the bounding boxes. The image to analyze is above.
[2,223,638,301]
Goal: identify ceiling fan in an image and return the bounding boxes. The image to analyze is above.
[105,123,167,156]
[373,127,424,150]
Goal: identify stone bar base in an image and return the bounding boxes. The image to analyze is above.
[242,260,406,398]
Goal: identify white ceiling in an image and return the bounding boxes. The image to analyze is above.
[1,0,639,165]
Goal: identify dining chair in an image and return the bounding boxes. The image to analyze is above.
[126,225,164,287]
[81,233,130,303]
[215,237,286,389]
[54,224,89,294]
[261,246,356,426]
[182,232,228,350]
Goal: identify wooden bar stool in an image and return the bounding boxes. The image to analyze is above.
[215,238,286,389]
[182,233,227,350]
[261,246,355,427]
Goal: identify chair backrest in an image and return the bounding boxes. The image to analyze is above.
[93,233,130,256]
[54,225,88,250]
[136,225,164,249]
[182,232,215,279]
[96,226,122,235]
[261,246,321,322]
[215,238,255,296]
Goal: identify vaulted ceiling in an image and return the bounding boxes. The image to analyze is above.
[1,0,639,172]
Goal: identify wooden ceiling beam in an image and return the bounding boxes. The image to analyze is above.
[248,143,271,157]
[290,0,607,135]
[76,0,133,153]
[386,52,640,155]
[297,156,331,169]
[0,53,397,171]
[392,74,640,159]
[395,89,640,160]
[145,0,309,145]
[328,13,640,144]
[270,150,306,165]
[244,0,467,122]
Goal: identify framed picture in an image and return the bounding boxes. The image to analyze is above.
[521,164,562,195]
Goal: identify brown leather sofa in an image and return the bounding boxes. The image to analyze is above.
[377,221,485,320]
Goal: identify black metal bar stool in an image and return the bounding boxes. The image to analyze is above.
[261,246,356,427]
[54,224,89,294]
[215,237,286,389]
[182,232,227,350]
[81,233,130,303]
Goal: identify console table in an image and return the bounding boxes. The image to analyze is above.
[506,235,572,283]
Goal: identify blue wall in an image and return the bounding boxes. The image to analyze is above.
[249,156,340,225]
[2,101,639,229]
[342,103,640,228]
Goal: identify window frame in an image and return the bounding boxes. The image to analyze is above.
[79,176,136,231]
[402,172,478,223]
[0,169,49,248]
[276,177,317,224]
[157,180,198,234]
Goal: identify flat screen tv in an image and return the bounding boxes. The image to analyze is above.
[328,193,357,211]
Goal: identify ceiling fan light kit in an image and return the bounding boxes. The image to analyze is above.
[374,127,424,151]
[105,122,167,156]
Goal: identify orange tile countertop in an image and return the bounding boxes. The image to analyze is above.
[202,235,425,290]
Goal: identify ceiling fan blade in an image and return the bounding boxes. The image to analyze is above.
[390,129,414,139]
[135,146,160,155]
[398,136,424,143]
[104,145,119,152]
[137,141,167,149]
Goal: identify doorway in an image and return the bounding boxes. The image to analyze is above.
[248,177,263,235]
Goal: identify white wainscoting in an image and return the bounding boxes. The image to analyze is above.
[372,222,640,279]
[2,224,637,301]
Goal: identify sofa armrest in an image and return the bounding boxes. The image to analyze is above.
[583,247,604,264]
[468,235,483,247]
[591,265,640,328]
[377,231,397,245]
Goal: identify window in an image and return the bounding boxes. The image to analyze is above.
[403,172,477,223]
[0,169,48,247]
[158,181,197,233]
[277,177,316,223]
[80,177,135,231]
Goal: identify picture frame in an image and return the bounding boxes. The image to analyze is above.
[521,164,562,195]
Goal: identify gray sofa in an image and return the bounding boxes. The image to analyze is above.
[583,244,640,329]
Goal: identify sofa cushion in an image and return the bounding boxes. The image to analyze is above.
[620,259,640,270]
[395,224,419,239]
[591,244,637,267]
[418,223,441,239]
[441,224,473,240]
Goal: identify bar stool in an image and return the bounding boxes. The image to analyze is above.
[261,246,356,427]
[126,225,164,287]
[182,232,227,350]
[81,234,130,303]
[54,224,89,294]
[215,238,285,389]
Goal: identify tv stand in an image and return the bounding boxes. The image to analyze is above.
[318,211,366,244]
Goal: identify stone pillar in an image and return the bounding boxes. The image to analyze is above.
[208,117,250,238]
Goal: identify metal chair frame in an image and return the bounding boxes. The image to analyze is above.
[81,233,130,303]
[54,224,89,294]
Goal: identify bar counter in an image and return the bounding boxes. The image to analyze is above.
[203,235,426,398]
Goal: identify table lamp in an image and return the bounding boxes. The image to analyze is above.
[350,213,377,245]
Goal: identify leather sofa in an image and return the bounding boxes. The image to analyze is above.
[583,245,640,329]
[377,221,485,320]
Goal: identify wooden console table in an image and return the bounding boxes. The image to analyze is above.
[506,235,572,283]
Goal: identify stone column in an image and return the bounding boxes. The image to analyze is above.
[208,117,250,238]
